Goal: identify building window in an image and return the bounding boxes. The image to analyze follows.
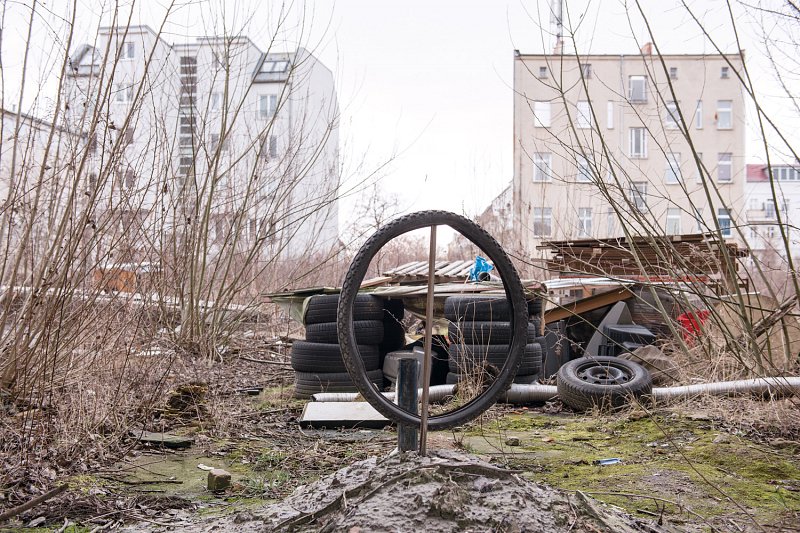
[115,84,133,104]
[666,208,681,234]
[694,152,704,182]
[718,153,733,182]
[577,155,592,182]
[538,66,548,78]
[210,93,222,112]
[717,208,732,237]
[580,63,592,78]
[665,101,681,129]
[576,101,592,129]
[665,152,681,184]
[578,207,593,236]
[721,66,729,79]
[717,100,732,129]
[123,127,134,147]
[695,207,704,232]
[629,127,647,158]
[533,207,552,237]
[533,101,551,128]
[119,41,135,60]
[269,135,278,158]
[773,166,800,181]
[607,209,617,236]
[606,101,614,129]
[532,153,552,182]
[694,100,703,129]
[629,182,648,212]
[258,94,277,118]
[669,67,678,80]
[765,199,776,219]
[629,75,647,103]
[178,156,193,176]
[260,60,290,73]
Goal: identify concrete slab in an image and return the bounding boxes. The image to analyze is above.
[300,402,390,429]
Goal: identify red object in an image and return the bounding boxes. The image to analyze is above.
[677,309,711,345]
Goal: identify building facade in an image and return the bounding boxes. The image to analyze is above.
[63,25,339,260]
[744,163,800,260]
[512,46,746,260]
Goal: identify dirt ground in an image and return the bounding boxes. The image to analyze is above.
[2,348,799,532]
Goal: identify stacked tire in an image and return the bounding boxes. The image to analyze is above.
[291,294,385,398]
[445,295,544,385]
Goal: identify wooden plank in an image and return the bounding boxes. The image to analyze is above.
[544,287,634,323]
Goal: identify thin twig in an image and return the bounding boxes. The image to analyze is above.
[0,483,68,522]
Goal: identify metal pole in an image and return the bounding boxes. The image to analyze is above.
[396,357,419,452]
[419,225,436,455]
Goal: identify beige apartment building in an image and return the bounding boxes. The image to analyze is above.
[512,46,746,259]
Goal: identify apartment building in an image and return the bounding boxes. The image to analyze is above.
[744,163,800,260]
[63,25,340,260]
[512,45,746,259]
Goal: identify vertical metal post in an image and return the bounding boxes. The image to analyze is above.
[396,357,419,452]
[419,225,436,455]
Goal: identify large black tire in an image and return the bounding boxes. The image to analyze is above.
[557,356,652,411]
[380,299,407,355]
[305,320,384,344]
[305,294,383,325]
[448,321,537,345]
[338,211,528,430]
[448,343,542,376]
[291,341,380,373]
[444,295,540,321]
[294,369,384,399]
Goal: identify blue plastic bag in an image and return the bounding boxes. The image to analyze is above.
[468,256,494,282]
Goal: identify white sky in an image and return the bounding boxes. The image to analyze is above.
[2,0,798,238]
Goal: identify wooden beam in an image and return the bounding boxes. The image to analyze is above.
[544,287,634,323]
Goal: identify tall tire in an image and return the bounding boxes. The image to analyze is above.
[557,356,652,411]
[338,211,529,430]
[448,343,542,376]
[448,321,536,345]
[305,320,384,344]
[305,294,383,325]
[291,341,380,373]
[294,369,384,399]
[380,299,407,354]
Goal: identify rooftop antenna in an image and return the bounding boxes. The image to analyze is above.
[551,0,563,55]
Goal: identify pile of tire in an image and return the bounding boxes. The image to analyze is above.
[445,295,545,385]
[291,294,385,399]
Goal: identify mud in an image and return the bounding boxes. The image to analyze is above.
[134,449,680,532]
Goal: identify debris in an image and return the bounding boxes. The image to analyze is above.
[505,437,521,446]
[299,402,389,430]
[164,382,208,420]
[593,458,622,466]
[0,484,68,522]
[131,430,194,449]
[197,464,214,471]
[207,469,232,492]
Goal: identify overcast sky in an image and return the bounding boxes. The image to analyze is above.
[3,0,797,235]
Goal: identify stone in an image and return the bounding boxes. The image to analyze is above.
[505,437,521,447]
[208,468,232,491]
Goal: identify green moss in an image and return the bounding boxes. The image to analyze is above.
[452,411,800,525]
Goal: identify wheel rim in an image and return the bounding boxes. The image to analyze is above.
[337,210,528,431]
[576,361,633,385]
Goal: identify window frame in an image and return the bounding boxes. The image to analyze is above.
[694,100,703,129]
[629,75,648,103]
[120,41,135,61]
[577,207,593,237]
[717,208,732,237]
[716,100,733,130]
[533,101,551,128]
[664,152,681,184]
[665,208,682,235]
[533,207,552,237]
[718,153,733,182]
[532,152,552,182]
[665,101,681,130]
[258,94,278,119]
[629,182,648,212]
[669,67,678,80]
[576,100,592,129]
[629,127,647,159]
[577,155,592,182]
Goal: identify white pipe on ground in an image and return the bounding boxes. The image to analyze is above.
[310,377,800,404]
